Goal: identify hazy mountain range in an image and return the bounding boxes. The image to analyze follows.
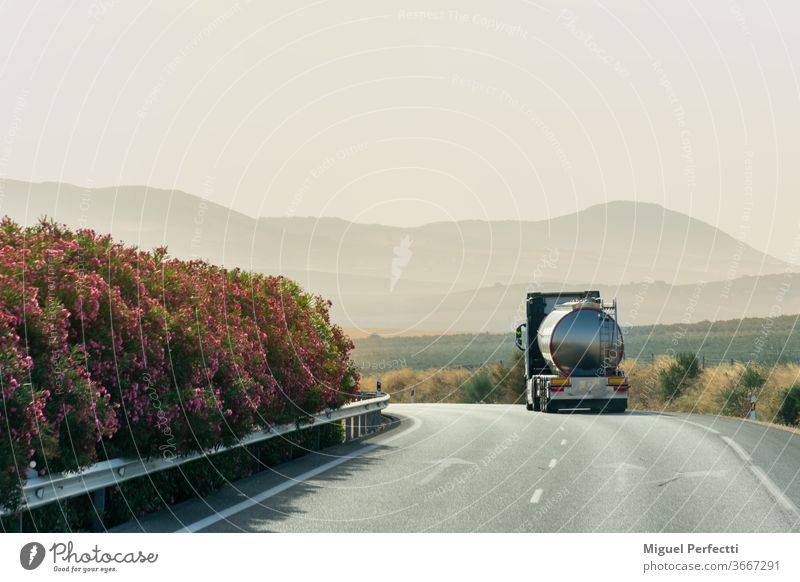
[1,179,797,333]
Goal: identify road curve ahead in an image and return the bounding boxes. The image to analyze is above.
[113,403,800,533]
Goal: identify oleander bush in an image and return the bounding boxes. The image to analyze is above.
[0,218,357,511]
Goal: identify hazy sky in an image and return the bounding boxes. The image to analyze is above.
[1,1,799,261]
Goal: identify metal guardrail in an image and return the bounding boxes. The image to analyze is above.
[2,393,389,517]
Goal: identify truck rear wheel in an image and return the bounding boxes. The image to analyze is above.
[526,402,534,411]
[533,398,541,412]
[542,397,557,413]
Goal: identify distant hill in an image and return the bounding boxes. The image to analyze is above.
[363,274,800,333]
[1,179,796,331]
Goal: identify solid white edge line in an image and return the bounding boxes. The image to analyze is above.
[530,488,544,504]
[681,419,721,435]
[721,436,752,463]
[176,445,380,533]
[176,410,422,533]
[719,434,799,517]
[748,465,800,516]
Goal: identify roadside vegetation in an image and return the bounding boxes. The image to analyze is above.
[361,353,800,430]
[627,355,800,427]
[0,218,358,514]
[361,351,525,404]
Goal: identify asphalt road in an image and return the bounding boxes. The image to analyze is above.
[113,403,800,533]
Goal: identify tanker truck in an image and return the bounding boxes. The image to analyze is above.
[515,291,627,413]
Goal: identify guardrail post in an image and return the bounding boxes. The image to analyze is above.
[312,425,320,450]
[367,410,381,434]
[91,487,106,532]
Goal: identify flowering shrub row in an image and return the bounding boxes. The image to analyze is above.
[0,218,357,510]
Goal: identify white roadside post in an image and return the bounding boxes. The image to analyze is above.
[750,394,758,421]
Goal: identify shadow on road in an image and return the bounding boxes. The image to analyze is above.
[112,424,403,533]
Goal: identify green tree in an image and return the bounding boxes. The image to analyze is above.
[659,352,701,401]
[721,385,750,417]
[740,364,766,391]
[461,371,495,403]
[722,364,765,417]
[777,385,800,426]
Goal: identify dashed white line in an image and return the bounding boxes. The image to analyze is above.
[548,458,558,469]
[530,488,544,504]
[560,439,567,446]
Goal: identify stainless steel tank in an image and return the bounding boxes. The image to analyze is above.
[537,301,624,376]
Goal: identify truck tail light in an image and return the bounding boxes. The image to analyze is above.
[608,376,628,391]
[550,377,571,392]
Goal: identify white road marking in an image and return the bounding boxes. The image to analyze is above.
[720,435,799,517]
[175,445,380,533]
[748,465,800,516]
[530,488,544,504]
[548,458,558,469]
[721,436,751,463]
[681,419,720,435]
[176,412,423,533]
[560,439,567,446]
[558,426,565,432]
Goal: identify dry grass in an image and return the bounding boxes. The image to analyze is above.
[361,358,800,430]
[359,358,525,404]
[626,359,800,422]
[361,367,475,403]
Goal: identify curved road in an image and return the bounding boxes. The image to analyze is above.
[113,403,800,533]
